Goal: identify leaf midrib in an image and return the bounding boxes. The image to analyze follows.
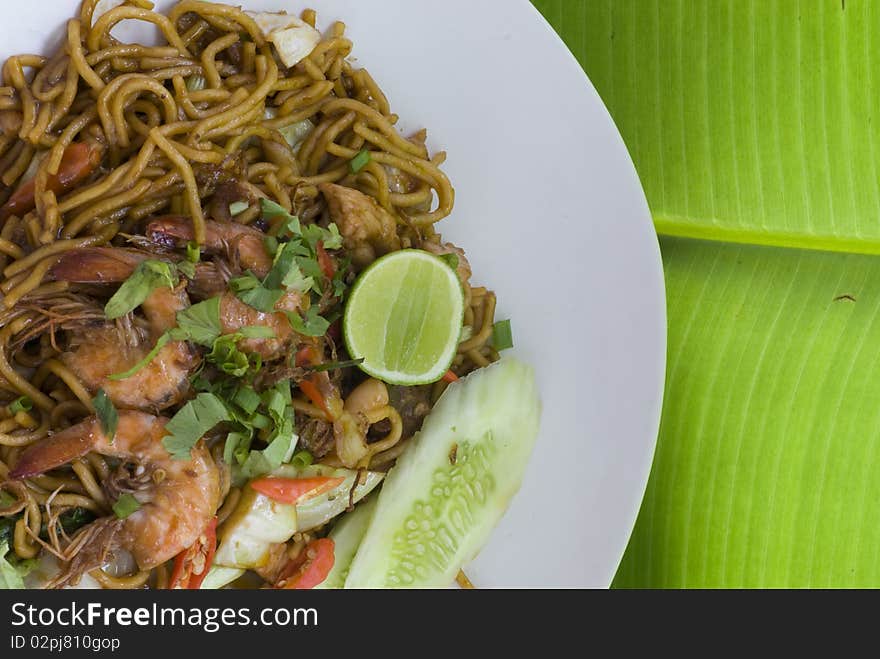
[654,216,880,257]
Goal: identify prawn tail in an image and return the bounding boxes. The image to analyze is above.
[9,420,98,479]
[51,248,144,284]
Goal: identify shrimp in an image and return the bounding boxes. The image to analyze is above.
[9,411,222,588]
[50,248,199,411]
[146,216,274,277]
[319,183,401,268]
[146,216,302,361]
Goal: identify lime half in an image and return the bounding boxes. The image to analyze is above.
[343,250,465,385]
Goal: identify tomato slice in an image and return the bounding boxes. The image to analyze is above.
[276,538,335,589]
[250,476,345,505]
[168,517,218,590]
[299,379,332,420]
[316,241,336,280]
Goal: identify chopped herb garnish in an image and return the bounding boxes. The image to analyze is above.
[286,305,331,337]
[207,334,251,377]
[176,259,196,279]
[104,260,178,320]
[261,198,293,224]
[350,149,371,173]
[92,389,118,442]
[163,393,231,460]
[229,201,249,216]
[108,333,171,381]
[323,224,343,250]
[290,450,313,469]
[7,396,32,415]
[110,297,224,381]
[172,297,223,347]
[250,413,271,430]
[264,235,279,256]
[186,241,201,263]
[234,281,284,313]
[229,273,260,293]
[491,319,514,351]
[112,494,140,519]
[233,387,262,416]
[224,431,251,466]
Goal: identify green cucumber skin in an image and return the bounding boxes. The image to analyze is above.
[317,495,378,589]
[344,358,541,588]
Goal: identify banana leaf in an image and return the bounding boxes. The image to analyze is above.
[533,0,880,586]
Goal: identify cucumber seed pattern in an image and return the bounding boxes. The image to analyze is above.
[387,433,495,586]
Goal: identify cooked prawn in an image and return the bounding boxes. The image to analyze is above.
[146,216,274,277]
[146,216,302,361]
[9,411,222,588]
[50,249,199,412]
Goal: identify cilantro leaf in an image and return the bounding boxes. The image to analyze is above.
[263,241,300,290]
[261,198,293,223]
[92,389,118,442]
[163,393,230,460]
[207,334,251,377]
[172,297,222,347]
[286,306,330,337]
[323,223,343,250]
[231,273,284,313]
[238,326,275,339]
[104,260,178,320]
[239,286,284,314]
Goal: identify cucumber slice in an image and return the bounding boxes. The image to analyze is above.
[316,495,378,589]
[200,566,245,590]
[344,358,541,588]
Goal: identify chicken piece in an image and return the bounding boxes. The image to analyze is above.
[422,240,472,287]
[318,183,401,268]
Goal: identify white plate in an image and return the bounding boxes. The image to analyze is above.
[7,0,666,588]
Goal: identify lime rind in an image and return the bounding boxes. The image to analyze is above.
[343,250,465,386]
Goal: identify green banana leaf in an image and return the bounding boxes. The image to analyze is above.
[533,0,880,586]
